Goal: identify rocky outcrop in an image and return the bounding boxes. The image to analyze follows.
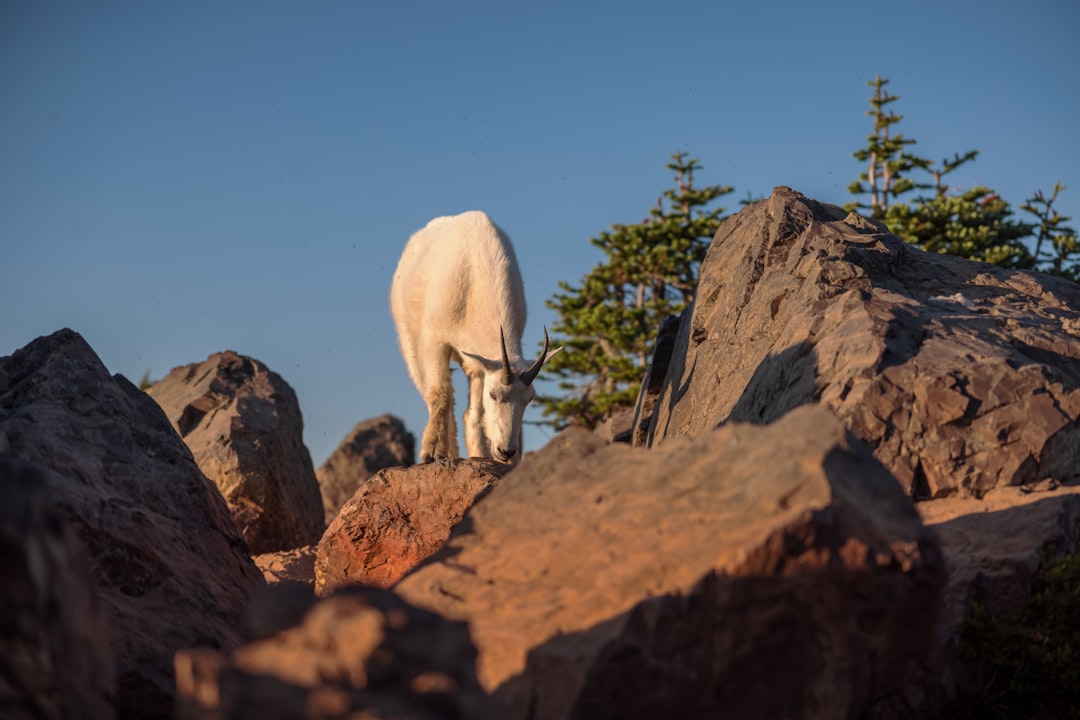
[0,455,115,720]
[624,187,1080,713]
[317,414,415,524]
[149,351,325,554]
[642,187,1080,498]
[175,585,491,720]
[4,187,1075,718]
[315,459,507,594]
[396,404,945,720]
[0,329,264,718]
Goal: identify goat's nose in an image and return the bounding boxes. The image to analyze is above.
[496,447,515,462]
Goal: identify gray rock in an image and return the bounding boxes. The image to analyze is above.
[0,329,264,718]
[0,455,115,720]
[149,350,325,553]
[629,313,681,447]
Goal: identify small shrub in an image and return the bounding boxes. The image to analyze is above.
[946,542,1080,719]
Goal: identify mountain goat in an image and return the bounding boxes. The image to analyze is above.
[390,211,560,464]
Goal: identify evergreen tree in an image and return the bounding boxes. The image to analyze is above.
[1021,183,1079,280]
[847,75,932,216]
[538,152,732,430]
[847,75,1035,269]
[881,187,1034,268]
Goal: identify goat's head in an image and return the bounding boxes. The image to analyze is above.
[477,327,559,464]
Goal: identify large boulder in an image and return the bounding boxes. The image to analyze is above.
[0,329,264,718]
[0,455,115,720]
[317,414,415,524]
[149,350,325,554]
[395,404,945,720]
[642,187,1080,498]
[175,585,491,720]
[315,459,506,594]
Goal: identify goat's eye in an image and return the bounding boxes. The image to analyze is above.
[489,391,497,400]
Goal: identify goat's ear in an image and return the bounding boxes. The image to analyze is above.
[459,350,501,374]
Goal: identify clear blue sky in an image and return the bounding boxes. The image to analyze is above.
[3,1,1078,466]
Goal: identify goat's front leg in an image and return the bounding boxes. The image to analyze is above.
[463,372,488,459]
[418,353,457,462]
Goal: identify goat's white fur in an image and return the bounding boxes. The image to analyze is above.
[390,211,560,464]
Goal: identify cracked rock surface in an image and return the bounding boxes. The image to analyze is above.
[642,187,1080,498]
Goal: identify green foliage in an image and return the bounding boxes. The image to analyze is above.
[847,75,933,215]
[846,75,1080,276]
[880,187,1035,268]
[1022,183,1079,281]
[538,151,732,430]
[138,370,155,391]
[946,542,1080,719]
[536,77,1075,431]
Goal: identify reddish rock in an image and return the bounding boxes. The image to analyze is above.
[395,404,945,720]
[0,329,264,718]
[254,545,318,588]
[642,187,1080,498]
[315,459,506,594]
[175,585,491,720]
[149,350,325,553]
[317,414,416,524]
[0,455,115,720]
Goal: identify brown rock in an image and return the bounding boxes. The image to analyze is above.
[317,414,416,524]
[0,455,115,720]
[149,350,325,553]
[0,329,264,718]
[919,483,1080,639]
[254,545,317,588]
[395,404,945,720]
[315,459,505,594]
[644,187,1080,498]
[175,585,492,720]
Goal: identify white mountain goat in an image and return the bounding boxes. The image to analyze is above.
[390,211,561,464]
